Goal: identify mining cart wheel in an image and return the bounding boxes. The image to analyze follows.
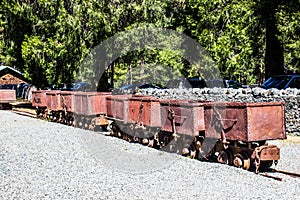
[233,153,244,168]
[217,150,233,165]
[217,151,227,164]
[233,152,251,170]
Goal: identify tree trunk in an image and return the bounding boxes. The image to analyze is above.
[264,0,284,79]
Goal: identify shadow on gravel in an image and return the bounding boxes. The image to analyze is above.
[80,131,181,175]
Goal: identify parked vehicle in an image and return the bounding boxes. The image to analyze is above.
[260,75,300,90]
[55,83,73,91]
[206,79,243,89]
[165,77,206,89]
[56,82,90,91]
[70,82,90,91]
[186,77,207,88]
[112,83,164,94]
[165,77,242,89]
[0,84,18,90]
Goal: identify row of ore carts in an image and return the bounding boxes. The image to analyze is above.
[15,89,286,173]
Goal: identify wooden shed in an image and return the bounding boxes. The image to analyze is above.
[0,66,28,85]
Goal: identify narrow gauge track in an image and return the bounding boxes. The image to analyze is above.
[9,108,300,182]
[259,169,300,181]
[12,108,37,118]
[10,101,37,118]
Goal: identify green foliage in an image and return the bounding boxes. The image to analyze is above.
[113,48,185,87]
[0,13,8,64]
[110,23,189,87]
[0,0,300,87]
[276,1,300,73]
[185,0,264,84]
[21,35,48,87]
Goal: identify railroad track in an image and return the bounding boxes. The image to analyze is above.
[8,101,37,118]
[9,108,300,182]
[259,169,300,181]
[11,107,37,118]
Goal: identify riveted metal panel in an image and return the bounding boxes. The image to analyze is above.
[90,92,111,115]
[32,90,47,107]
[150,100,161,127]
[106,96,113,118]
[60,91,75,112]
[0,89,16,103]
[106,95,132,121]
[46,90,61,111]
[127,96,161,127]
[204,102,286,142]
[204,102,248,141]
[73,92,111,116]
[160,100,205,136]
[73,92,84,114]
[247,102,286,141]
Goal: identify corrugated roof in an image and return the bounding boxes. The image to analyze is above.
[0,65,23,75]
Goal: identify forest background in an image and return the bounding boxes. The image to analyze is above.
[0,0,299,89]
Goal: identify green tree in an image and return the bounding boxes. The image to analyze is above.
[276,1,300,74]
[101,0,189,87]
[185,0,264,84]
[256,0,284,79]
[1,0,32,68]
[1,0,300,87]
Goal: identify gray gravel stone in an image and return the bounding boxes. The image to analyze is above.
[0,111,299,199]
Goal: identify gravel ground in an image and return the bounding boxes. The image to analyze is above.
[0,110,299,199]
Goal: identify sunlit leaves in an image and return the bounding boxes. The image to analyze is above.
[1,0,300,87]
[276,2,300,73]
[185,0,263,84]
